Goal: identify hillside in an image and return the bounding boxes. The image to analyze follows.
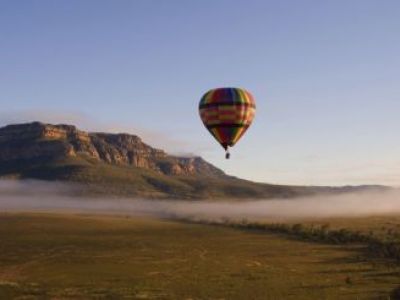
[0,122,387,199]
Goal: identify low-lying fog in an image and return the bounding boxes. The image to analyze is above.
[1,180,400,221]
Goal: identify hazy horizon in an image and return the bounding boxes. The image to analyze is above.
[1,180,400,221]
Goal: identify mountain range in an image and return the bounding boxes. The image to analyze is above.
[0,122,387,199]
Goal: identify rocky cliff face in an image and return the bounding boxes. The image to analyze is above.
[0,122,224,177]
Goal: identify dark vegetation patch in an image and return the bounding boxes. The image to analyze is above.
[175,217,400,263]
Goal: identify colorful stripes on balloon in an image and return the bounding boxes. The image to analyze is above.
[199,87,256,149]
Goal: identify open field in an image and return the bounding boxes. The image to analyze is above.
[0,213,400,299]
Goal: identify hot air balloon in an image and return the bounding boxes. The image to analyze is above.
[199,87,256,159]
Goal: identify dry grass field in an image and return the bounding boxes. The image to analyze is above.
[0,213,399,299]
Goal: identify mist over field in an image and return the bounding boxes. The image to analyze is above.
[1,180,400,221]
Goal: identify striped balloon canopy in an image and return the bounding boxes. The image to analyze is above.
[199,87,256,159]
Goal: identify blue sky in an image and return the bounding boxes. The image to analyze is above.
[1,0,400,186]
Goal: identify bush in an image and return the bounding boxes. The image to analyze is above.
[178,215,400,262]
[390,286,400,299]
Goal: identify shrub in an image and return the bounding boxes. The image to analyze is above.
[390,286,400,300]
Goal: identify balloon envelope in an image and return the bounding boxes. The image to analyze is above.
[199,87,256,151]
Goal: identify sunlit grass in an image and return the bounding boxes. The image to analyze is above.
[0,213,399,299]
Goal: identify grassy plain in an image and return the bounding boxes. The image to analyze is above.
[0,213,399,299]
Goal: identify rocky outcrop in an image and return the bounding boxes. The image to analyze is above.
[0,122,224,177]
